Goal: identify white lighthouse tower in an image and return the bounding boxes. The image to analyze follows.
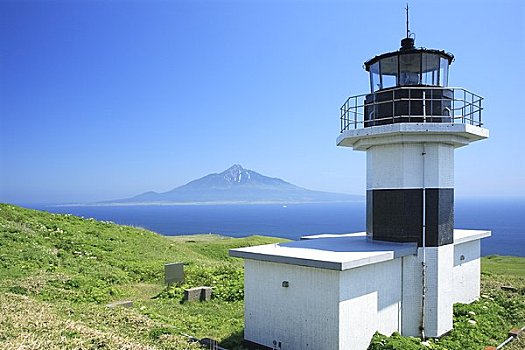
[337,29,488,338]
[230,24,490,350]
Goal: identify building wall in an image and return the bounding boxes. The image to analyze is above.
[422,245,454,337]
[339,258,402,350]
[401,254,423,336]
[244,260,340,350]
[453,240,481,304]
[401,245,458,338]
[367,143,454,190]
[244,258,404,350]
[242,238,482,349]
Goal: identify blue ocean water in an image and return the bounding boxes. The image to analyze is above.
[31,199,524,257]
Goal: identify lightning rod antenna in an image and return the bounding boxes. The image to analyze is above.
[406,3,410,38]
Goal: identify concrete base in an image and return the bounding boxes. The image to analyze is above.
[183,286,212,302]
[230,229,490,350]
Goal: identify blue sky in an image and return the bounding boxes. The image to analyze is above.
[1,0,524,203]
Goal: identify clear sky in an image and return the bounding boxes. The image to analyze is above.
[1,0,524,204]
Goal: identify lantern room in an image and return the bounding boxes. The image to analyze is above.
[339,33,483,132]
[365,37,453,92]
[362,37,456,127]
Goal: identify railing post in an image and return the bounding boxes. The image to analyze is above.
[408,88,411,122]
[340,106,343,133]
[477,96,480,126]
[373,93,377,127]
[430,89,433,117]
[354,95,358,129]
[462,89,466,124]
[423,90,426,122]
[452,89,455,124]
[392,89,395,124]
[470,93,474,125]
[345,100,348,131]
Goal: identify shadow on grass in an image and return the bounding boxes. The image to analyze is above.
[220,329,247,350]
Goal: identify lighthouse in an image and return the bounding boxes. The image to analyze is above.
[230,23,490,350]
[336,28,489,339]
[338,32,486,248]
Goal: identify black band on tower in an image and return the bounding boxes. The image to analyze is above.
[367,188,454,247]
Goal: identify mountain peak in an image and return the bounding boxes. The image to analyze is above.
[227,164,243,171]
[222,164,250,184]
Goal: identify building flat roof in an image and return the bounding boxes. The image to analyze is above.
[229,229,491,271]
[453,229,491,244]
[230,232,417,271]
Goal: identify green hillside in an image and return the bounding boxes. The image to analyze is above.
[0,203,524,350]
[0,203,285,349]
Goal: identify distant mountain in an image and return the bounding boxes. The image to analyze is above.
[107,164,362,204]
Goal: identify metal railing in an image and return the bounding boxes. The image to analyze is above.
[340,86,483,133]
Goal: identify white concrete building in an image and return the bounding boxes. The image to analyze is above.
[231,230,489,349]
[230,33,490,350]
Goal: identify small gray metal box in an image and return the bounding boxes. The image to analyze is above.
[164,262,184,285]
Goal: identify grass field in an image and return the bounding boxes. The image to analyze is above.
[0,203,524,349]
[482,255,525,277]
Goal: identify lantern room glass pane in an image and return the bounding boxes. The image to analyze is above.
[380,56,398,89]
[440,57,449,87]
[421,53,440,86]
[370,62,380,92]
[399,53,421,85]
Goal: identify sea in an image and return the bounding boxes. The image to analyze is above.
[29,199,525,257]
